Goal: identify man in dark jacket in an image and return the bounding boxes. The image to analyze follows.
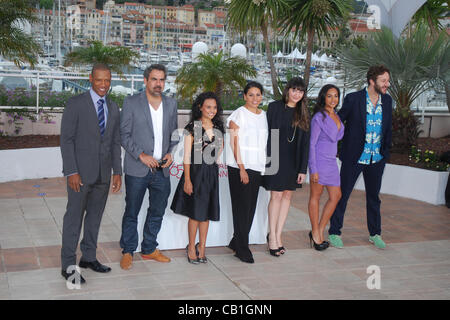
[328,65,392,250]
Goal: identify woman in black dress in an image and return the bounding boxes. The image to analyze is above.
[170,92,224,264]
[263,77,310,256]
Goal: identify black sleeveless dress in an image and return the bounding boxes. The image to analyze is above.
[170,121,224,222]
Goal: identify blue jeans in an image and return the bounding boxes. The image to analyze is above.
[120,170,171,255]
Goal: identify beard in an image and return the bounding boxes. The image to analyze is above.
[374,82,387,95]
[149,86,163,97]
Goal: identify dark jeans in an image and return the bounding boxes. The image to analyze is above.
[329,159,386,237]
[120,170,170,255]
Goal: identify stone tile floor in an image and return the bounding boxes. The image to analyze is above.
[0,177,449,300]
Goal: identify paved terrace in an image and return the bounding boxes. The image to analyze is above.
[0,177,449,300]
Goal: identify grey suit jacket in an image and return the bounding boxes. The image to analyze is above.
[60,91,122,185]
[120,92,178,178]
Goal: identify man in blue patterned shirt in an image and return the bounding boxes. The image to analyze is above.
[328,65,393,250]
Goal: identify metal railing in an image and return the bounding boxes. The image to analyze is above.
[0,70,144,118]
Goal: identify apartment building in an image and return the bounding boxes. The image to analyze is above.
[145,20,208,51]
[198,10,215,28]
[122,11,145,49]
[176,5,195,25]
[204,24,226,50]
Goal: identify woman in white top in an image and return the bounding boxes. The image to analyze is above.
[227,81,268,263]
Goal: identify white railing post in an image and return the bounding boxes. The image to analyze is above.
[131,74,135,95]
[36,71,40,120]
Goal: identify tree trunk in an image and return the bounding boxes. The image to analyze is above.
[446,82,450,113]
[215,80,223,104]
[304,28,315,90]
[262,22,280,99]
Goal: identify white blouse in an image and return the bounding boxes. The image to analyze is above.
[226,106,268,173]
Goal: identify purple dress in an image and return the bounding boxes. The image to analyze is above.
[308,112,344,186]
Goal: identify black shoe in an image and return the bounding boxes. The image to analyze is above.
[79,260,111,273]
[186,245,200,264]
[309,231,328,251]
[278,247,286,254]
[61,269,86,284]
[235,247,254,264]
[235,253,254,264]
[266,234,280,257]
[195,243,208,263]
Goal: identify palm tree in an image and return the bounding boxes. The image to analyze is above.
[175,51,257,103]
[63,40,139,77]
[338,26,450,150]
[0,0,43,68]
[283,0,352,88]
[411,0,448,39]
[227,0,290,98]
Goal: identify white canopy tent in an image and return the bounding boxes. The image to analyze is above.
[274,51,284,58]
[286,48,306,59]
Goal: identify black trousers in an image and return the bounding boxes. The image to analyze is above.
[329,159,386,237]
[227,166,262,258]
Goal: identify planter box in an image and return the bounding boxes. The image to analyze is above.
[0,147,63,182]
[374,163,448,206]
[1,147,448,206]
[337,161,448,206]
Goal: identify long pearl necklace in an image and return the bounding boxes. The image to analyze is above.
[285,104,296,143]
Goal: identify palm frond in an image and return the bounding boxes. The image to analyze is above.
[175,51,257,102]
[338,25,449,110]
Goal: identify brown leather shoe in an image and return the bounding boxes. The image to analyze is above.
[141,249,171,263]
[120,253,133,270]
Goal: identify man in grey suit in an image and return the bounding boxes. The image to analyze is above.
[119,64,178,270]
[60,63,122,284]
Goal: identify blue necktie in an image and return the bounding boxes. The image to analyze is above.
[97,98,105,136]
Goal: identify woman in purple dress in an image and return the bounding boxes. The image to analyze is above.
[308,84,344,251]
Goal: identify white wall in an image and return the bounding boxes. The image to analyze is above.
[416,113,450,138]
[0,147,63,182]
[0,147,448,206]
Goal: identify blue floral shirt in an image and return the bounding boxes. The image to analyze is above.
[358,88,383,164]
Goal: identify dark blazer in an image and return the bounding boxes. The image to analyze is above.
[266,100,310,175]
[120,92,178,178]
[338,89,393,164]
[60,91,122,184]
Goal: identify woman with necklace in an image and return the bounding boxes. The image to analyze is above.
[227,81,268,263]
[308,84,344,251]
[171,92,224,264]
[263,77,311,256]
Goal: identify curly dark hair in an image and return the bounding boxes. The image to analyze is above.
[190,92,224,133]
[313,84,341,120]
[367,65,390,86]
